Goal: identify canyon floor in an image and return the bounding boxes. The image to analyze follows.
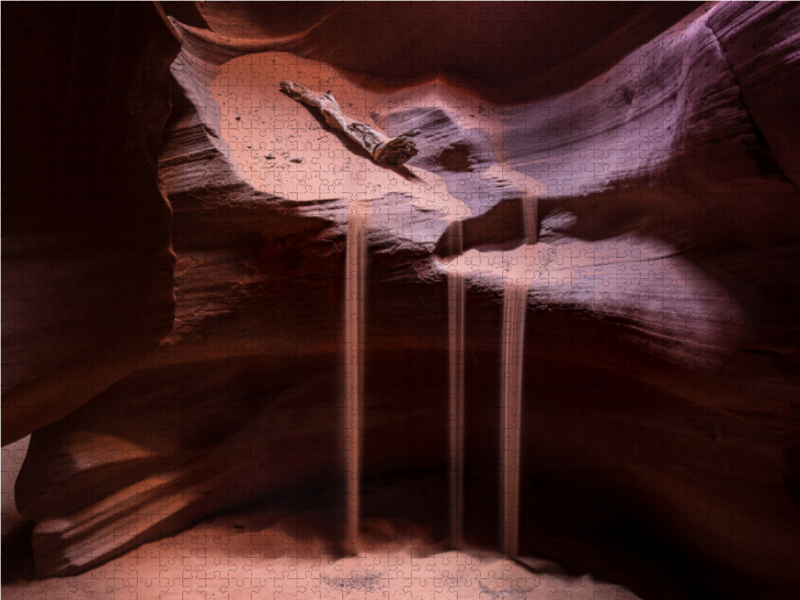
[3,471,705,600]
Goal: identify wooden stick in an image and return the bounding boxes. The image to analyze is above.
[280,80,420,166]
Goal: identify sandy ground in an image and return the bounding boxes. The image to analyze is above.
[2,517,640,600]
[4,470,694,600]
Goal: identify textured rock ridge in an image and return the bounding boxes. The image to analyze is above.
[2,3,182,445]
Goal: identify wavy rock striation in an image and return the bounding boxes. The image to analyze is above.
[9,3,800,598]
[2,3,181,445]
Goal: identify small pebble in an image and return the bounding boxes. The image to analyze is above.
[235,116,241,121]
[289,157,305,164]
[264,154,275,160]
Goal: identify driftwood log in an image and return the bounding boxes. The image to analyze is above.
[280,80,419,166]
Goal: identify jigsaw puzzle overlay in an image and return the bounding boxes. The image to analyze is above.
[4,2,800,599]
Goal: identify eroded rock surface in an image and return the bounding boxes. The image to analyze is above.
[9,3,800,599]
[2,3,181,444]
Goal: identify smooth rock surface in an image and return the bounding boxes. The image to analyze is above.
[9,3,800,599]
[2,3,182,444]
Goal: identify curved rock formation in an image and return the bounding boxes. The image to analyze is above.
[7,3,800,599]
[2,2,181,445]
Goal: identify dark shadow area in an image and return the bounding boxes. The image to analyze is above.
[160,1,210,30]
[1,522,36,584]
[434,197,529,258]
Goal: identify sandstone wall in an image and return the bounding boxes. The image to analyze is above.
[7,3,800,598]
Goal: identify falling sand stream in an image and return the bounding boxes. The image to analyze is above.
[343,189,369,554]
[499,278,528,557]
[447,220,466,545]
[338,163,542,558]
[500,194,539,557]
[213,56,547,556]
[342,197,542,556]
[442,193,542,556]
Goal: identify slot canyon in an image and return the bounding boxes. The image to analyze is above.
[3,2,800,599]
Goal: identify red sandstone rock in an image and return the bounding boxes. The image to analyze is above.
[6,3,800,599]
[2,3,181,445]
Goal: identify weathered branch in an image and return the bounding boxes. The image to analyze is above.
[280,80,420,166]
